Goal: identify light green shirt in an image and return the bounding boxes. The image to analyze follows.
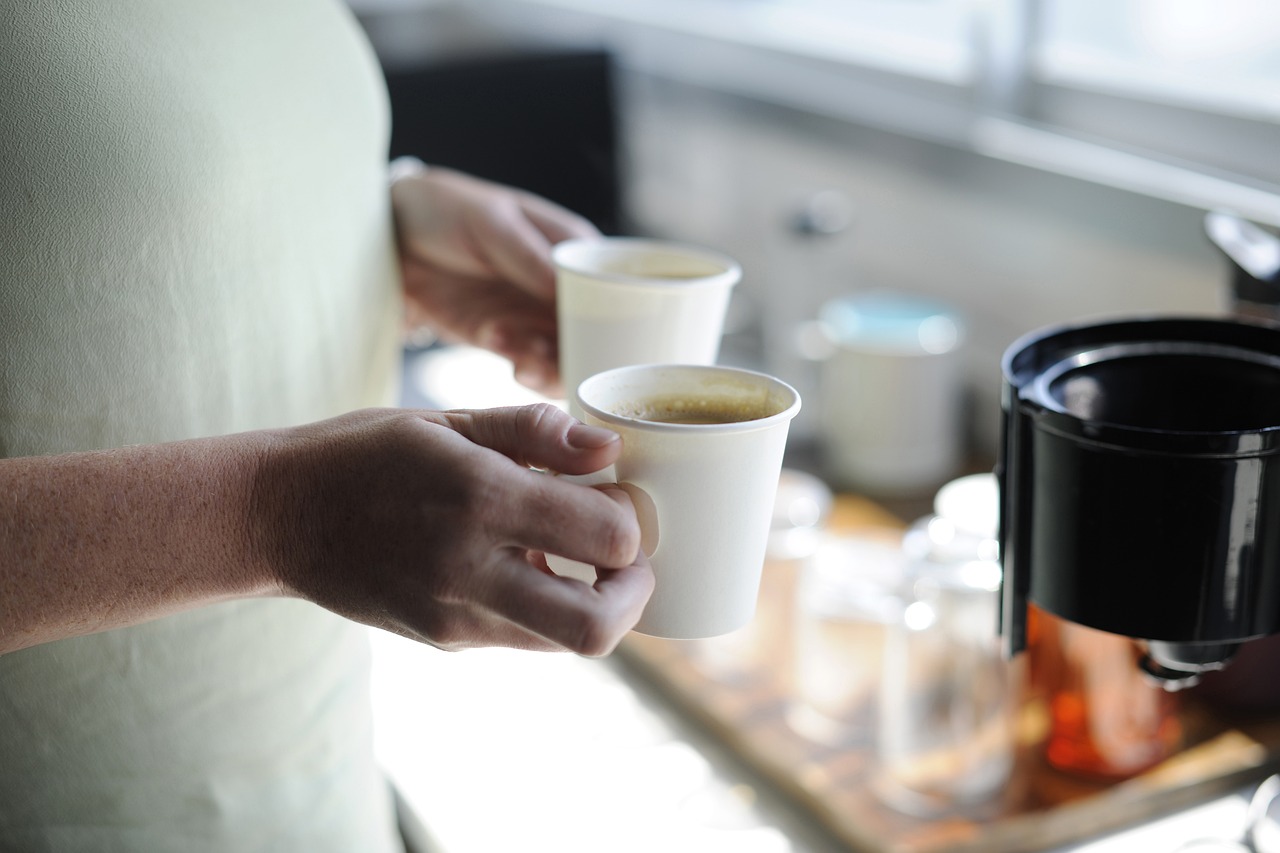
[0,1,405,849]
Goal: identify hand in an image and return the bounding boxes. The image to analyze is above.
[391,166,600,397]
[254,403,654,656]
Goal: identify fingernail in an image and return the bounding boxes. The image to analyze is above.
[567,423,618,450]
[599,485,634,509]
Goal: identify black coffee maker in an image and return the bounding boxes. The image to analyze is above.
[998,213,1280,689]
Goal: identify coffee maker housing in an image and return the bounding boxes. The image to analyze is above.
[998,316,1280,687]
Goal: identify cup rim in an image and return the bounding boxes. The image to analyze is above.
[552,237,741,289]
[575,364,802,434]
[1004,315,1280,453]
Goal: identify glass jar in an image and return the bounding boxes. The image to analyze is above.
[875,474,1021,816]
[788,532,910,747]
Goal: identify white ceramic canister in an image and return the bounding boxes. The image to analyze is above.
[812,291,965,496]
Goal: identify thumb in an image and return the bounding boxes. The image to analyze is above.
[442,403,621,475]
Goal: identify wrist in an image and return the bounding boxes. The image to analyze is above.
[245,427,319,602]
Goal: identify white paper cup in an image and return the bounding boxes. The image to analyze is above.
[548,364,801,640]
[554,238,740,414]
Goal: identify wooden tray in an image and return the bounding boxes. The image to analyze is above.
[615,495,1280,853]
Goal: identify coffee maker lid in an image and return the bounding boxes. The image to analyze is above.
[1003,316,1280,455]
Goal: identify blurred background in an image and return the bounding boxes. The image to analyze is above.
[353,0,1278,460]
[344,2,1280,851]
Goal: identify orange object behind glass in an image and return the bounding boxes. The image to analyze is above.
[1029,606,1182,780]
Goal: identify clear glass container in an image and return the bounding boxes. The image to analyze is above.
[875,474,1021,816]
[788,532,909,747]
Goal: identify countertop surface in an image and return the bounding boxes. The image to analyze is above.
[383,344,1280,852]
[369,630,1268,853]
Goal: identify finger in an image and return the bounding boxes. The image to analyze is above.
[483,546,655,657]
[476,192,598,301]
[439,407,640,567]
[474,322,561,395]
[472,202,563,299]
[511,345,561,397]
[404,262,555,341]
[368,606,565,654]
[403,262,562,387]
[510,482,641,570]
[443,403,620,475]
[517,192,601,244]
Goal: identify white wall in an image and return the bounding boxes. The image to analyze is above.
[616,75,1226,451]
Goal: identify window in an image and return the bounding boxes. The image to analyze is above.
[446,0,1280,221]
[1036,0,1280,119]
[1028,0,1280,191]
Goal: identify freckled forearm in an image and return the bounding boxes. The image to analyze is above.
[0,433,284,654]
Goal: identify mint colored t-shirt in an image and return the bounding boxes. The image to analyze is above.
[0,1,406,849]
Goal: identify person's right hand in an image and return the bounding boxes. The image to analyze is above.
[253,403,654,656]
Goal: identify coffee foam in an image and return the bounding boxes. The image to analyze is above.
[612,394,776,425]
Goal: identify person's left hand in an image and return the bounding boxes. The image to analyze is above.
[391,166,600,397]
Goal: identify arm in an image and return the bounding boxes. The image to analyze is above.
[0,404,653,656]
[0,431,275,653]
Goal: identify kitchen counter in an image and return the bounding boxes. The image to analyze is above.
[382,344,1280,851]
[368,603,1274,853]
[369,486,1280,852]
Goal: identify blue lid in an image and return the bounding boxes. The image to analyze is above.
[820,291,962,353]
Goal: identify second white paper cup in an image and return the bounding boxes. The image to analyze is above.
[554,238,740,414]
[550,364,801,640]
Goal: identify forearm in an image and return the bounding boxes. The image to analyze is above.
[0,405,654,659]
[0,432,282,654]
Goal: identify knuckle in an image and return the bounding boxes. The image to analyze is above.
[412,599,475,651]
[385,409,431,440]
[568,614,621,658]
[598,513,641,568]
[515,402,564,440]
[474,196,522,240]
[415,613,455,646]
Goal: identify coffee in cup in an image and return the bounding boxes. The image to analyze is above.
[553,238,740,416]
[546,364,801,639]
